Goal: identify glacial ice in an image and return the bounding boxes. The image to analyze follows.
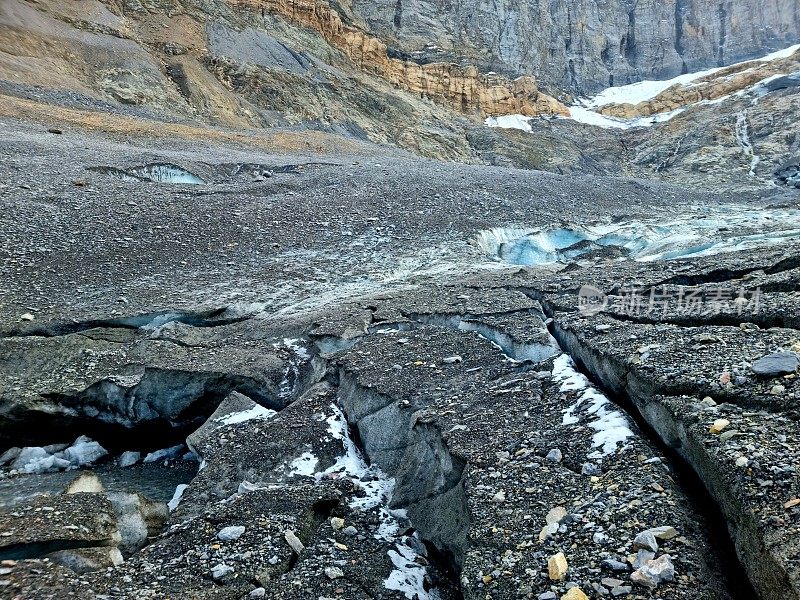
[476,205,800,267]
[7,436,109,474]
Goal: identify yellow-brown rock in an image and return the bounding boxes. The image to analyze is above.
[230,0,568,118]
[547,551,568,581]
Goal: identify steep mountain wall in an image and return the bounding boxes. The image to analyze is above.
[348,0,800,93]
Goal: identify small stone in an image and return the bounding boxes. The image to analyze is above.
[719,372,731,385]
[719,430,738,442]
[700,396,717,407]
[633,531,658,553]
[539,523,559,542]
[735,456,749,468]
[632,549,655,569]
[342,526,358,536]
[65,473,104,494]
[546,506,567,525]
[492,490,506,503]
[602,558,629,572]
[284,530,304,554]
[324,566,344,580]
[218,526,245,541]
[709,419,730,434]
[561,588,588,600]
[249,588,266,598]
[784,498,800,509]
[601,578,624,588]
[330,517,345,530]
[20,313,34,322]
[647,526,678,540]
[581,462,600,476]
[548,552,568,581]
[538,593,557,600]
[47,128,63,134]
[546,449,563,463]
[211,564,234,580]
[752,352,799,377]
[593,532,608,545]
[442,356,463,364]
[611,585,633,596]
[630,555,675,589]
[771,384,786,395]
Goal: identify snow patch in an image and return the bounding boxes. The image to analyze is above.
[215,405,276,426]
[553,355,633,457]
[288,451,319,477]
[384,541,440,600]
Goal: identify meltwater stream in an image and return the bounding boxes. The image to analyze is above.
[476,205,800,265]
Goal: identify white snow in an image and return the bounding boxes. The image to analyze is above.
[484,114,534,133]
[584,43,800,108]
[143,444,184,464]
[323,406,439,597]
[486,43,800,131]
[384,541,440,600]
[168,483,188,511]
[553,355,633,457]
[288,451,319,477]
[215,405,276,426]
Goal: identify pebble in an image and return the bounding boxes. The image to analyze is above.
[548,552,568,581]
[546,449,563,463]
[630,555,675,589]
[709,419,730,434]
[249,588,266,598]
[546,506,567,525]
[633,531,658,552]
[218,526,245,541]
[771,384,786,395]
[632,549,655,569]
[20,313,34,321]
[342,526,358,536]
[442,355,463,364]
[561,588,588,600]
[324,566,344,579]
[647,526,678,540]
[735,456,749,468]
[284,530,304,554]
[330,517,345,530]
[538,593,557,600]
[611,585,633,596]
[210,564,233,580]
[752,352,799,377]
[601,558,629,572]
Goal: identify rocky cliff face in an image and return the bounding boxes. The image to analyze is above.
[349,0,800,93]
[231,0,568,117]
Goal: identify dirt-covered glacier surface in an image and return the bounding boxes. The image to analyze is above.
[1,118,799,600]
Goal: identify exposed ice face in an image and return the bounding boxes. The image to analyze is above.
[476,205,800,266]
[90,163,205,184]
